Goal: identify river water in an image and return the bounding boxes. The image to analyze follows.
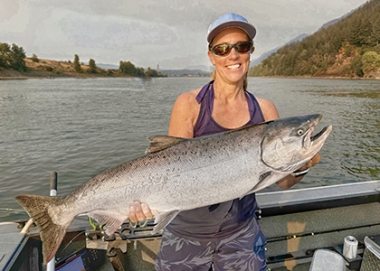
[0,77,379,222]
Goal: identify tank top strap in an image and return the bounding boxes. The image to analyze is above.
[245,91,265,125]
[194,81,215,137]
[195,80,214,104]
[245,91,254,116]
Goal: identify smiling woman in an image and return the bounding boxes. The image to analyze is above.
[127,12,322,271]
[208,27,254,99]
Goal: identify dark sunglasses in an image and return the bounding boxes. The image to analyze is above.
[209,41,253,57]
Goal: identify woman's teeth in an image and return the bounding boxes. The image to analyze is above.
[227,64,240,69]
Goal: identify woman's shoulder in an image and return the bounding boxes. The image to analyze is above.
[255,97,279,121]
[174,88,202,108]
[255,97,274,107]
[168,88,202,137]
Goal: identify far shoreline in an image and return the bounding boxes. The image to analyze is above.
[1,74,379,80]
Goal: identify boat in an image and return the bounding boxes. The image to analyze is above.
[2,180,380,271]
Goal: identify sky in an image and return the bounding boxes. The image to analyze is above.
[0,0,368,71]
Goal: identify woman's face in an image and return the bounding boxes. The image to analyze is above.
[208,27,254,86]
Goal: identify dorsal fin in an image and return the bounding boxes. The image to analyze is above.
[145,136,184,154]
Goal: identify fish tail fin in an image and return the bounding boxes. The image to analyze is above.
[15,194,72,265]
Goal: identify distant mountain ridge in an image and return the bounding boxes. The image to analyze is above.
[160,69,210,77]
[96,63,119,70]
[250,33,308,67]
[94,64,210,77]
[320,7,357,29]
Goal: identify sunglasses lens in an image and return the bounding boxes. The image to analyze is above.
[212,44,231,56]
[210,42,253,56]
[236,42,252,53]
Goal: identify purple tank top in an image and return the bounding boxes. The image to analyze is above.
[194,81,265,136]
[166,81,265,241]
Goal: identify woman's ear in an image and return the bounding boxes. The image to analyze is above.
[251,46,255,53]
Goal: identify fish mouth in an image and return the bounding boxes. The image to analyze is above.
[304,122,332,149]
[301,114,332,150]
[311,126,329,141]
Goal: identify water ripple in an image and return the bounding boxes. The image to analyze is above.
[1,77,379,221]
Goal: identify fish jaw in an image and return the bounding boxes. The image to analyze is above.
[261,114,332,173]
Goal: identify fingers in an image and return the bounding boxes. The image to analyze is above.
[128,205,138,223]
[308,153,321,167]
[297,153,321,173]
[128,201,153,223]
[141,203,153,219]
[134,201,147,221]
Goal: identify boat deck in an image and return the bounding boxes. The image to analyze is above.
[0,222,36,271]
[2,180,380,270]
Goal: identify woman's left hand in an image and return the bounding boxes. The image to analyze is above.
[300,153,321,171]
[276,153,321,189]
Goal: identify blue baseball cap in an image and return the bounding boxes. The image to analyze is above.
[207,13,256,43]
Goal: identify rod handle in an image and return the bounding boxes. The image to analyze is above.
[50,172,58,196]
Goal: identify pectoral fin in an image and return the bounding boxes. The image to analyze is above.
[239,171,273,199]
[87,210,128,236]
[152,210,180,234]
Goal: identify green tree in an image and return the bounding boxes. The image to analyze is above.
[0,43,11,68]
[10,44,27,72]
[31,54,39,63]
[119,61,146,77]
[135,67,145,77]
[119,61,135,75]
[372,16,380,45]
[74,54,82,73]
[361,51,380,75]
[351,55,363,77]
[145,67,159,77]
[88,59,96,73]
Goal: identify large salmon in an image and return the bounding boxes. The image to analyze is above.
[15,114,332,264]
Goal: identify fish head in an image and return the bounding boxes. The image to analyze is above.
[261,114,332,172]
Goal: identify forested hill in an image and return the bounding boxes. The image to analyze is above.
[249,0,380,79]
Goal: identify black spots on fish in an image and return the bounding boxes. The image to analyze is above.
[161,175,170,186]
[259,171,272,182]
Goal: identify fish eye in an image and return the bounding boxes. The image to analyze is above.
[297,129,304,136]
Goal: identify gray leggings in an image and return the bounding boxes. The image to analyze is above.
[155,218,267,271]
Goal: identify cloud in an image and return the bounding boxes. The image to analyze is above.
[0,0,368,69]
[59,12,176,49]
[0,0,30,33]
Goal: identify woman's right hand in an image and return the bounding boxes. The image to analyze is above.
[128,201,154,223]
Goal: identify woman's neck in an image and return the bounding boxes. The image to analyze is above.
[213,79,245,101]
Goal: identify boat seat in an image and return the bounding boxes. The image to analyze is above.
[308,249,346,271]
[360,236,380,271]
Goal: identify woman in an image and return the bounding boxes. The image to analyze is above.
[129,12,320,271]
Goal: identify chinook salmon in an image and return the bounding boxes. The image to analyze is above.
[16,114,332,264]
